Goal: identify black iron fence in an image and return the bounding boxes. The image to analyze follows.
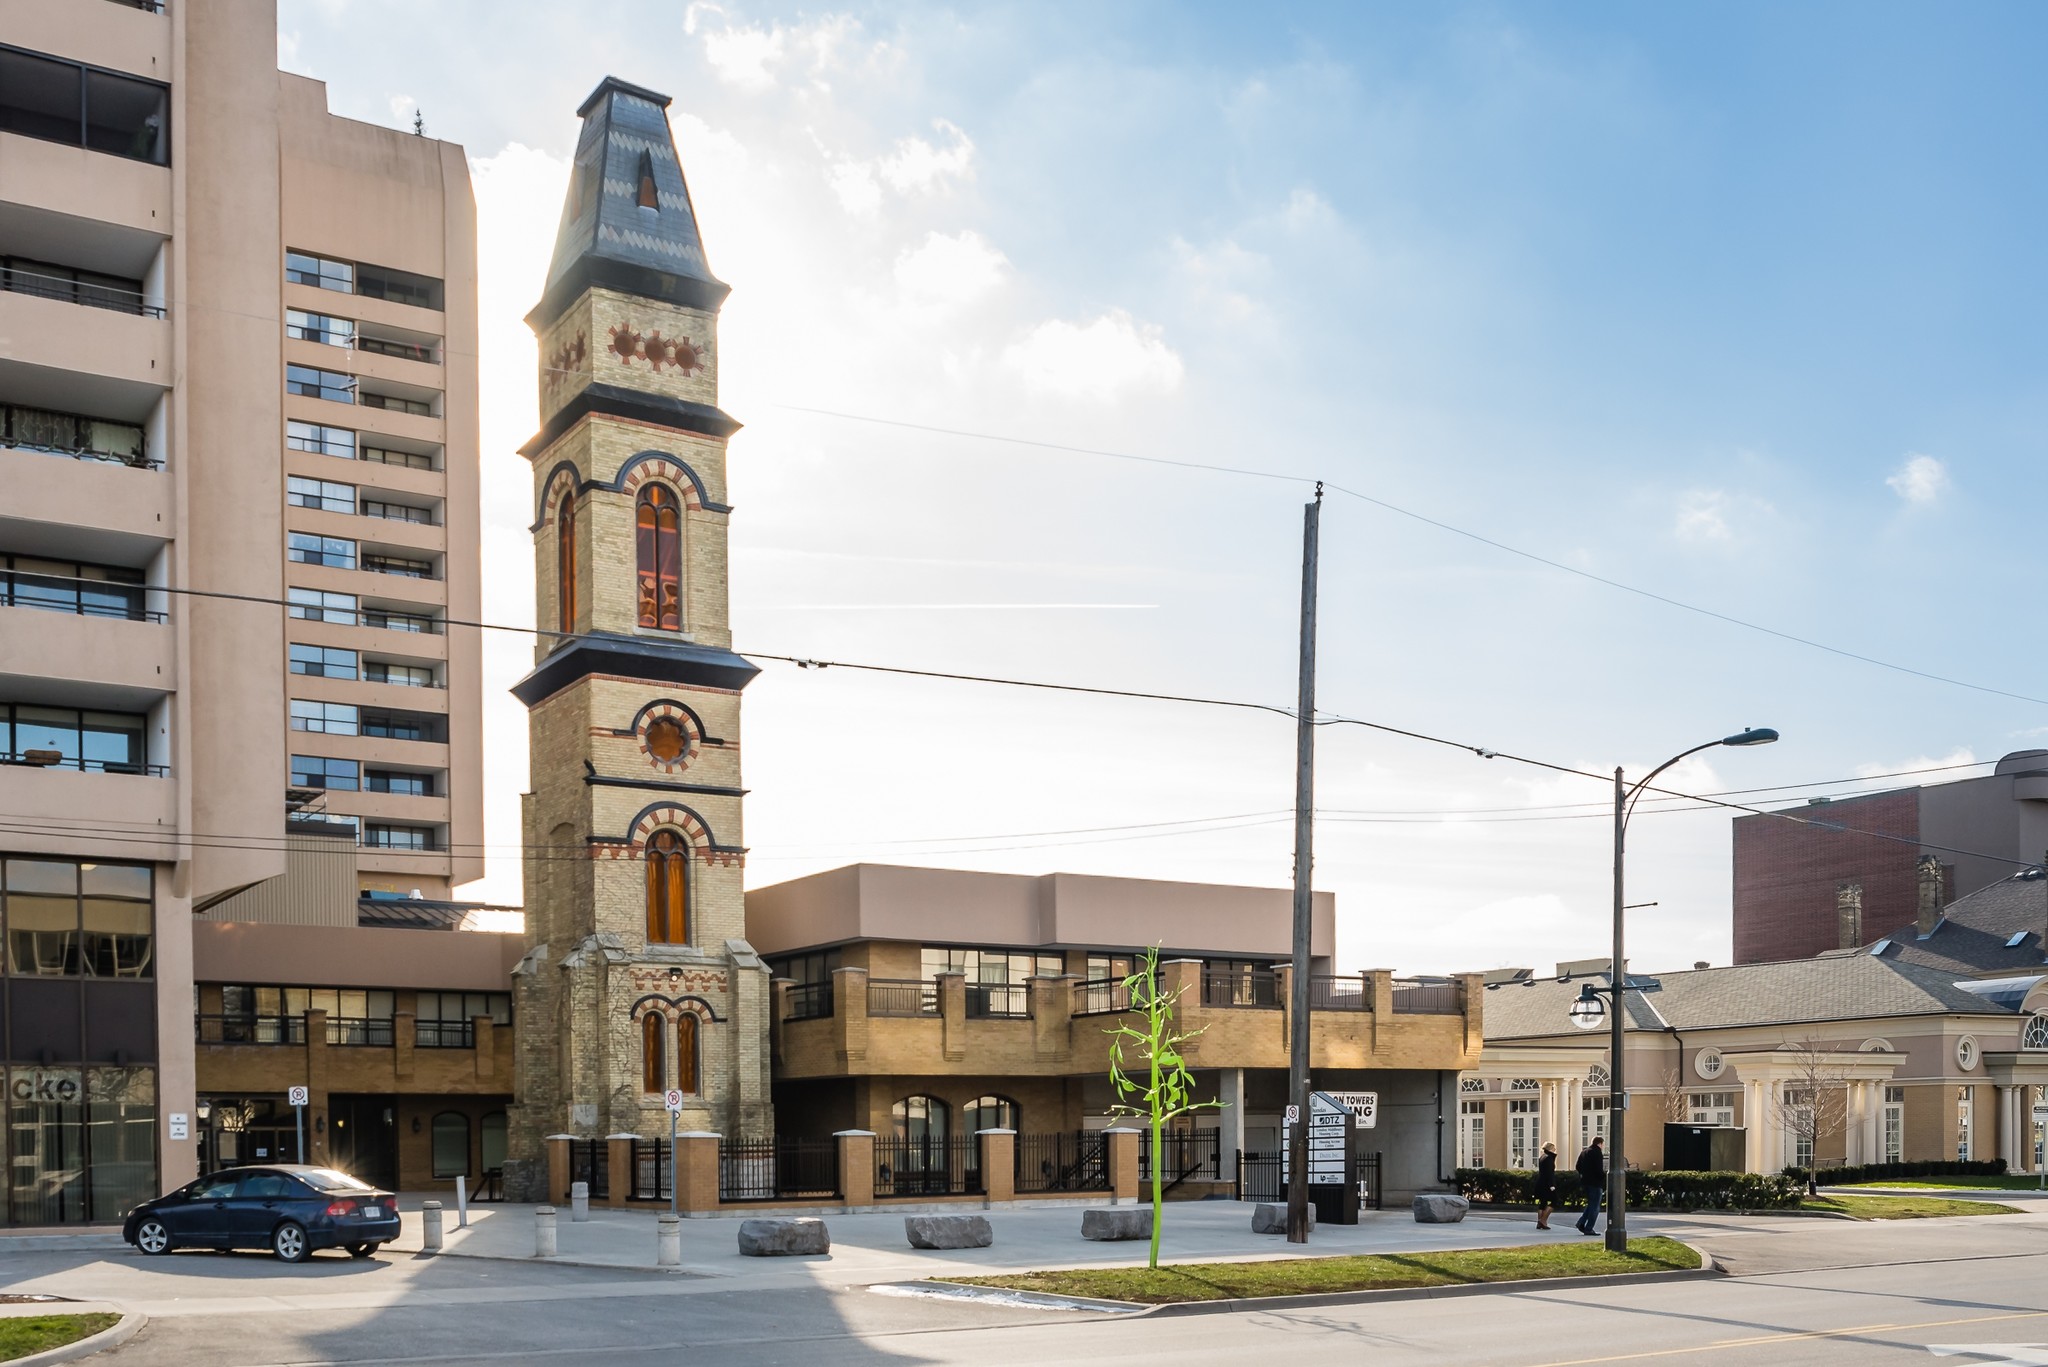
[866,979,933,1017]
[1015,1131,1110,1193]
[414,1019,475,1048]
[1234,1148,1383,1210]
[193,1014,392,1046]
[632,1139,670,1202]
[784,981,834,1022]
[1139,1128,1223,1190]
[1202,967,1280,1009]
[1390,978,1460,1014]
[719,1138,841,1202]
[567,1139,609,1201]
[1309,974,1372,1011]
[1070,978,1132,1016]
[875,1135,982,1198]
[965,983,1030,1019]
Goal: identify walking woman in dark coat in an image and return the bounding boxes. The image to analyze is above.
[1533,1142,1558,1230]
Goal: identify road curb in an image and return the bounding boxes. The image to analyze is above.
[8,1308,145,1366]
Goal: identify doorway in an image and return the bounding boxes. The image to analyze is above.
[327,1095,397,1190]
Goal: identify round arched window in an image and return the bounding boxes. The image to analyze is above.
[1587,1063,1610,1090]
[2025,1016,2048,1051]
[646,717,687,764]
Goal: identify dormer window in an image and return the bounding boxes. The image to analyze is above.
[636,151,658,211]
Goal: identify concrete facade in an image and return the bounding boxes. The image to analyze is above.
[0,0,479,1222]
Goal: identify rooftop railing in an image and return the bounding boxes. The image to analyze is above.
[866,978,934,1018]
[1390,978,1460,1015]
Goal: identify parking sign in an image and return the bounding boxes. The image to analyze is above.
[288,1086,310,1107]
[664,1090,684,1112]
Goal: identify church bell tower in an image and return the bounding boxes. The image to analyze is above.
[506,78,770,1194]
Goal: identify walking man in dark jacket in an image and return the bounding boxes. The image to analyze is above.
[1573,1136,1606,1235]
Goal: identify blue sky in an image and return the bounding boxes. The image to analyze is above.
[280,1,2048,974]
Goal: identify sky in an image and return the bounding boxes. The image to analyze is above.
[277,0,2048,978]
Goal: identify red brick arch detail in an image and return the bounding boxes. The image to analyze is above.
[538,465,581,528]
[626,808,709,852]
[617,460,704,511]
[629,995,720,1025]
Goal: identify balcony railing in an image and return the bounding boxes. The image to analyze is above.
[1,574,160,623]
[361,610,441,634]
[1390,979,1460,1015]
[1,753,167,777]
[1202,968,1280,1009]
[194,1014,394,1046]
[356,335,438,364]
[0,264,162,317]
[360,445,437,470]
[783,981,833,1022]
[359,392,434,418]
[965,983,1030,1019]
[1309,974,1372,1011]
[362,500,436,525]
[1,403,153,469]
[414,1019,474,1049]
[1071,977,1132,1016]
[866,979,934,1018]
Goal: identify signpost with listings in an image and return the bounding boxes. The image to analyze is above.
[1282,1091,1361,1224]
[665,1090,684,1215]
[288,1086,309,1163]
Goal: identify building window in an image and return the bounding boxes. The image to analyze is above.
[891,1095,948,1142]
[1688,1092,1736,1126]
[636,150,659,209]
[0,255,152,316]
[1580,1095,1608,1150]
[1586,1063,1610,1090]
[641,1012,666,1093]
[645,830,688,944]
[362,711,436,742]
[1,556,146,621]
[286,309,355,348]
[963,1095,1018,1134]
[2024,1016,2048,1051]
[1508,1077,1539,1092]
[362,498,434,526]
[358,389,434,418]
[288,475,356,514]
[415,992,510,1048]
[0,704,148,773]
[922,947,1063,1018]
[675,1014,699,1095]
[430,1111,469,1179]
[635,484,682,631]
[1458,1100,1485,1169]
[290,700,359,735]
[556,490,577,634]
[361,443,437,471]
[5,1065,157,1225]
[354,262,444,310]
[1,400,148,466]
[1958,1087,1973,1161]
[365,769,431,797]
[287,420,356,458]
[286,364,356,404]
[363,825,434,851]
[3,857,151,978]
[290,755,358,792]
[1884,1086,1904,1164]
[364,662,436,688]
[1459,1077,1487,1094]
[288,532,356,569]
[363,553,434,579]
[286,251,355,293]
[1507,1098,1540,1169]
[362,607,438,634]
[287,588,358,624]
[0,45,168,165]
[289,645,357,679]
[480,1112,507,1175]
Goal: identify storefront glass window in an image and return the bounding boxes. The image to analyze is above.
[4,1066,154,1225]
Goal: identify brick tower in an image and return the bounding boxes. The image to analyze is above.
[505,78,770,1197]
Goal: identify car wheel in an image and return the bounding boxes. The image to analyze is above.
[134,1219,171,1256]
[346,1242,374,1259]
[272,1221,310,1264]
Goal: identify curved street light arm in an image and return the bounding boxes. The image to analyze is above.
[1621,739,1724,831]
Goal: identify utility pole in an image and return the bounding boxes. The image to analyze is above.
[1607,765,1627,1253]
[1285,485,1323,1244]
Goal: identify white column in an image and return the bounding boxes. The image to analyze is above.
[1842,1083,1861,1166]
[1742,1079,1761,1172]
[1565,1078,1582,1150]
[1999,1086,2018,1173]
[1864,1081,1882,1165]
[1216,1068,1246,1161]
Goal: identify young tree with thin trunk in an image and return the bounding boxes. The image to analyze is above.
[1771,1039,1851,1195]
[1107,945,1223,1271]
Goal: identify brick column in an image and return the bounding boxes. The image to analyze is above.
[605,1134,635,1208]
[1106,1127,1141,1203]
[938,972,966,1062]
[676,1132,721,1214]
[979,1129,1016,1203]
[1369,969,1394,1055]
[1458,973,1485,1057]
[834,966,869,1065]
[473,1015,496,1081]
[1030,977,1071,1062]
[836,1129,875,1205]
[544,1134,574,1203]
[394,1013,416,1082]
[770,978,792,1063]
[304,1008,329,1163]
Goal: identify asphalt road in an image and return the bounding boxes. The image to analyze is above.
[12,1214,2048,1365]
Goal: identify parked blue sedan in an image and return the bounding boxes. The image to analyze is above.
[123,1165,400,1262]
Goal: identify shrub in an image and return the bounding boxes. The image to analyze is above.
[1454,1167,1801,1211]
[1782,1159,2006,1188]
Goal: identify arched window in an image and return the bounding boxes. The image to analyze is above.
[641,1012,666,1093]
[1587,1063,1610,1090]
[635,484,682,630]
[555,489,577,633]
[675,1014,699,1095]
[2025,1015,2048,1051]
[645,830,689,944]
[962,1095,1018,1133]
[479,1111,508,1176]
[430,1111,470,1179]
[891,1094,948,1143]
[636,150,659,210]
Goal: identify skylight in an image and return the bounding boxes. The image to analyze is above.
[1869,939,1892,956]
[2009,931,2032,949]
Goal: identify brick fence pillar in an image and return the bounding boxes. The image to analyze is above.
[1106,1127,1141,1204]
[544,1134,574,1203]
[676,1132,721,1214]
[836,1130,875,1205]
[979,1129,1015,1204]
[605,1134,635,1208]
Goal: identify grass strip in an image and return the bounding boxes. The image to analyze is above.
[1801,1192,2020,1220]
[1839,1177,2048,1192]
[0,1313,119,1362]
[943,1236,1700,1305]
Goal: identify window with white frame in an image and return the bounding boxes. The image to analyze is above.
[1587,1063,1610,1089]
[1783,1087,1814,1169]
[1883,1086,1904,1164]
[1958,1087,1973,1161]
[2024,1015,2048,1051]
[1508,1097,1540,1169]
[1580,1095,1608,1150]
[1459,1077,1486,1094]
[1457,1100,1485,1169]
[1688,1091,1735,1126]
[1509,1077,1540,1092]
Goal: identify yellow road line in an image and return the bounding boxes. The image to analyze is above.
[1518,1309,2048,1366]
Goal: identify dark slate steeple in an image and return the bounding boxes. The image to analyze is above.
[531,76,730,330]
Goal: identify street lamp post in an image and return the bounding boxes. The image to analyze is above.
[1604,727,1777,1254]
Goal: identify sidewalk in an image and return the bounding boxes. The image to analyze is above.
[389,1197,1635,1287]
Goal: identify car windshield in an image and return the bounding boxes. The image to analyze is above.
[295,1168,373,1191]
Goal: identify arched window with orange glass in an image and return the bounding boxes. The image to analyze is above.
[645,830,689,945]
[675,1014,699,1095]
[635,484,682,630]
[556,488,577,634]
[640,1012,666,1093]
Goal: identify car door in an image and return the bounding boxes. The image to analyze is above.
[223,1170,296,1248]
[161,1174,240,1245]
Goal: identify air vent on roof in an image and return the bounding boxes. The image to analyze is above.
[2020,867,2047,882]
[1869,939,1892,956]
[2009,931,2033,949]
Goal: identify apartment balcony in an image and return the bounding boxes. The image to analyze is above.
[0,601,170,693]
[772,961,1484,1082]
[0,0,170,83]
[0,761,176,861]
[287,561,444,609]
[287,615,448,663]
[284,727,451,774]
[283,281,445,336]
[0,131,168,237]
[284,447,446,505]
[193,1008,511,1097]
[285,390,442,449]
[0,444,168,550]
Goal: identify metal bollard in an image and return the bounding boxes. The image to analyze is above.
[570,1180,590,1222]
[455,1175,469,1228]
[657,1213,681,1268]
[422,1200,444,1253]
[535,1205,558,1258]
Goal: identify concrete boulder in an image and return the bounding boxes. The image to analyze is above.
[1251,1203,1314,1235]
[737,1217,831,1256]
[1412,1194,1470,1224]
[905,1215,993,1250]
[1081,1207,1152,1242]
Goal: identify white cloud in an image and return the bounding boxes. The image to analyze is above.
[826,160,882,216]
[1852,748,1976,780]
[703,24,786,91]
[387,94,416,128]
[894,230,1008,305]
[1887,452,1950,504]
[878,120,975,192]
[1000,309,1184,401]
[1674,490,1732,543]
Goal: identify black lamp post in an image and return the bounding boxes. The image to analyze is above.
[1604,727,1777,1254]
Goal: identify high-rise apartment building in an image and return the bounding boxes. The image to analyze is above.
[0,0,480,1223]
